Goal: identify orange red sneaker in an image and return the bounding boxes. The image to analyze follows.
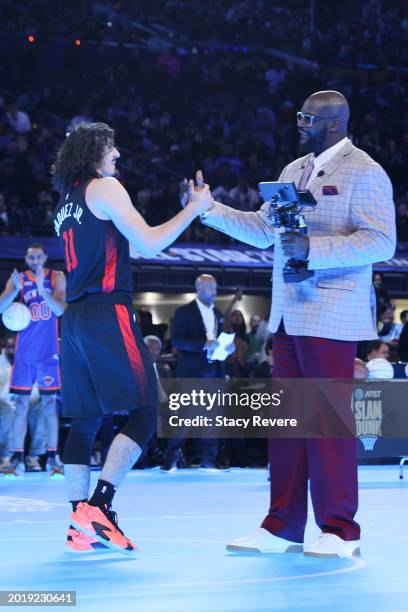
[66,526,108,553]
[70,502,137,554]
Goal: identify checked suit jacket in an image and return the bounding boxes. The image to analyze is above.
[203,139,396,341]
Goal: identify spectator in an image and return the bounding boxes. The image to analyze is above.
[396,200,408,246]
[144,335,173,382]
[0,335,15,471]
[366,340,390,361]
[265,63,286,94]
[228,176,260,211]
[6,100,32,134]
[373,273,391,315]
[0,335,47,473]
[378,305,403,344]
[134,335,173,469]
[224,309,249,378]
[252,337,274,379]
[245,314,265,366]
[0,193,9,233]
[397,310,408,362]
[156,48,182,78]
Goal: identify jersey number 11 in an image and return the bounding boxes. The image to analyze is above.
[63,228,78,272]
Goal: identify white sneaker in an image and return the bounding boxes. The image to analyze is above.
[3,458,25,478]
[304,533,361,558]
[26,455,42,472]
[0,457,12,473]
[46,456,64,478]
[226,528,303,553]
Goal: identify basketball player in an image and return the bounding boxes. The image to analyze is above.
[52,122,212,553]
[0,244,66,477]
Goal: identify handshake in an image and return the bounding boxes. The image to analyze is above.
[179,170,214,217]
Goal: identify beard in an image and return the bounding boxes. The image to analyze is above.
[298,127,327,155]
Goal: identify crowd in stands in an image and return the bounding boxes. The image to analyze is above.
[1,0,407,66]
[0,1,407,244]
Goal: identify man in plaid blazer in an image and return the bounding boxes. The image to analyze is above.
[200,90,396,557]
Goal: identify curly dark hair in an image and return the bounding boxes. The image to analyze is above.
[51,122,115,193]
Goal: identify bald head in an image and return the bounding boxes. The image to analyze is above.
[298,90,350,155]
[195,274,217,306]
[305,91,350,125]
[195,274,216,287]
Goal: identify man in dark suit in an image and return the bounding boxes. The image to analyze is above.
[161,274,234,470]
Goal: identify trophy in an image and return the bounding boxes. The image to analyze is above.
[259,181,317,283]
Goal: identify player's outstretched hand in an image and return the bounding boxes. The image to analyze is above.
[179,178,190,208]
[187,170,214,216]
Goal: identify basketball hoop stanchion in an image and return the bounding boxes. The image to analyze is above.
[399,457,408,480]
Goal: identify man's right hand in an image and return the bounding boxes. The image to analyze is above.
[232,288,242,302]
[10,269,23,292]
[179,178,189,208]
[186,170,214,216]
[204,339,219,359]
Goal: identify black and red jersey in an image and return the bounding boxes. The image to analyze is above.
[53,179,132,302]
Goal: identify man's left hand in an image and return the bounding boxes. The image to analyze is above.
[226,342,236,356]
[180,171,215,216]
[280,232,309,260]
[35,268,45,295]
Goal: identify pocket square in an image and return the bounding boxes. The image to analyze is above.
[322,185,338,195]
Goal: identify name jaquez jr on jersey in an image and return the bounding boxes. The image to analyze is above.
[54,202,83,236]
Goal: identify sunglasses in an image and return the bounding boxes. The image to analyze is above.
[296,112,338,127]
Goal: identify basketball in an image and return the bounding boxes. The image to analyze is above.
[366,357,394,379]
[2,302,31,331]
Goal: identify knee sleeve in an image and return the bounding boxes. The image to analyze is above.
[63,417,102,465]
[120,405,156,449]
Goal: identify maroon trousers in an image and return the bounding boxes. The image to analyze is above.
[261,327,360,542]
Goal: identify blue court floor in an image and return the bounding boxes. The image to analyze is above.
[0,466,407,612]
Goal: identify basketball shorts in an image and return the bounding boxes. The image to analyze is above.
[10,359,61,395]
[60,295,158,418]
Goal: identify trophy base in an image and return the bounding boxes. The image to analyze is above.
[283,268,314,283]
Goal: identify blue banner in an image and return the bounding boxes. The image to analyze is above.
[0,236,406,271]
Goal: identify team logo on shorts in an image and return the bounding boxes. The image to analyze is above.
[43,376,55,386]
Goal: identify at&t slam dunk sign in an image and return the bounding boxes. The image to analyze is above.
[353,387,383,437]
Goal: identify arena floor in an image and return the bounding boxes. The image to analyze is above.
[1,466,407,612]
